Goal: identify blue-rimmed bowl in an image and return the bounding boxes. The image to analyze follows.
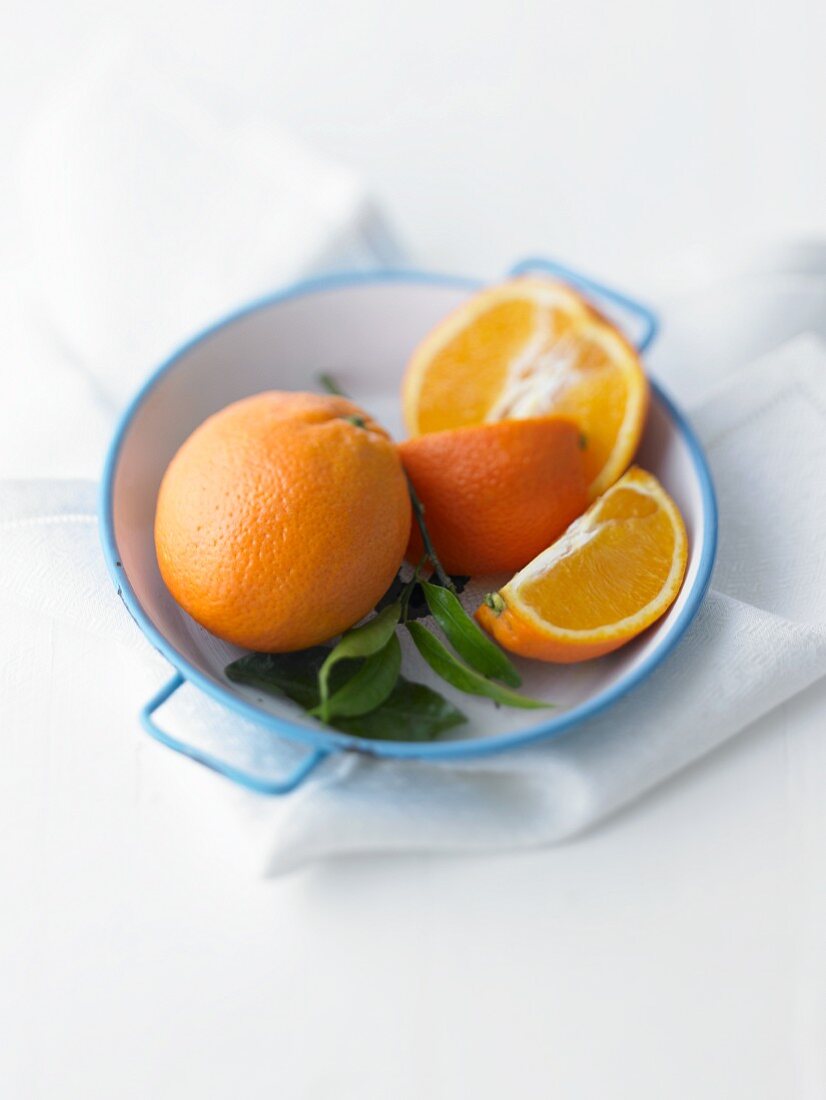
[100,257,717,794]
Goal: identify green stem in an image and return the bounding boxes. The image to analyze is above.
[399,557,427,622]
[318,372,348,397]
[406,475,453,591]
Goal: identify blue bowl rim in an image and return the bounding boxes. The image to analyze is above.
[99,267,718,761]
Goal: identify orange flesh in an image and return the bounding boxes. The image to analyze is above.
[528,335,629,487]
[517,486,676,630]
[414,300,536,433]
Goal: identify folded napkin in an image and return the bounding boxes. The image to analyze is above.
[3,334,826,874]
[7,44,826,874]
[15,37,399,406]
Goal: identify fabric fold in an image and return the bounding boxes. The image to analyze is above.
[3,338,826,874]
[6,40,826,875]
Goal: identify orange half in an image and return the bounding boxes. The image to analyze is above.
[475,467,688,663]
[402,277,649,499]
[398,417,588,575]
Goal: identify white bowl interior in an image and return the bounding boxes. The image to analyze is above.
[110,278,710,751]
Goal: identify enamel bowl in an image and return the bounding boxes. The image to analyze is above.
[101,261,717,793]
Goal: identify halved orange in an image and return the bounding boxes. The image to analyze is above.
[402,277,649,499]
[398,417,588,575]
[475,467,687,663]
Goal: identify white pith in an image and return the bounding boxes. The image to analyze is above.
[485,293,575,420]
[479,285,635,445]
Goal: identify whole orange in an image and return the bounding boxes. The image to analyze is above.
[398,417,588,575]
[155,392,411,652]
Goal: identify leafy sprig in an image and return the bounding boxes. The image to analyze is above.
[315,603,401,721]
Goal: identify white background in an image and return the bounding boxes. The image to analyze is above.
[2,2,826,1097]
[2,0,826,286]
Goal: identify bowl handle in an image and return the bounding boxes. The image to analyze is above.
[507,256,659,353]
[141,673,329,794]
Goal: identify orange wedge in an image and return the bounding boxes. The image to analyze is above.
[402,277,649,499]
[475,467,687,663]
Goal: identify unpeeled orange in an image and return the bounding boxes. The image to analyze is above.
[155,391,411,652]
[402,276,649,499]
[398,418,588,575]
[476,467,687,662]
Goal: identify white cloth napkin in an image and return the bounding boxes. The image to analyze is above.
[14,37,399,406]
[3,334,826,874]
[6,45,826,875]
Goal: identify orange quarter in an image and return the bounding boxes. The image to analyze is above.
[476,467,688,662]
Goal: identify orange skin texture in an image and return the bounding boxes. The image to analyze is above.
[155,391,411,652]
[398,417,588,575]
[474,605,629,663]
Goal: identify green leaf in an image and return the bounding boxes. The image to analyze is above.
[309,634,401,719]
[226,648,463,742]
[421,580,521,687]
[318,603,401,721]
[333,678,466,741]
[406,621,550,710]
[318,372,348,397]
[226,647,333,709]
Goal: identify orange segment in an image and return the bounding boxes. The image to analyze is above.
[402,277,648,499]
[398,417,588,575]
[475,467,687,663]
[409,299,537,433]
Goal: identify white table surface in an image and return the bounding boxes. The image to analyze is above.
[3,3,826,1097]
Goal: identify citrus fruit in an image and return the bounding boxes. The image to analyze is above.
[475,467,687,662]
[155,392,411,652]
[399,417,588,575]
[402,276,649,499]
